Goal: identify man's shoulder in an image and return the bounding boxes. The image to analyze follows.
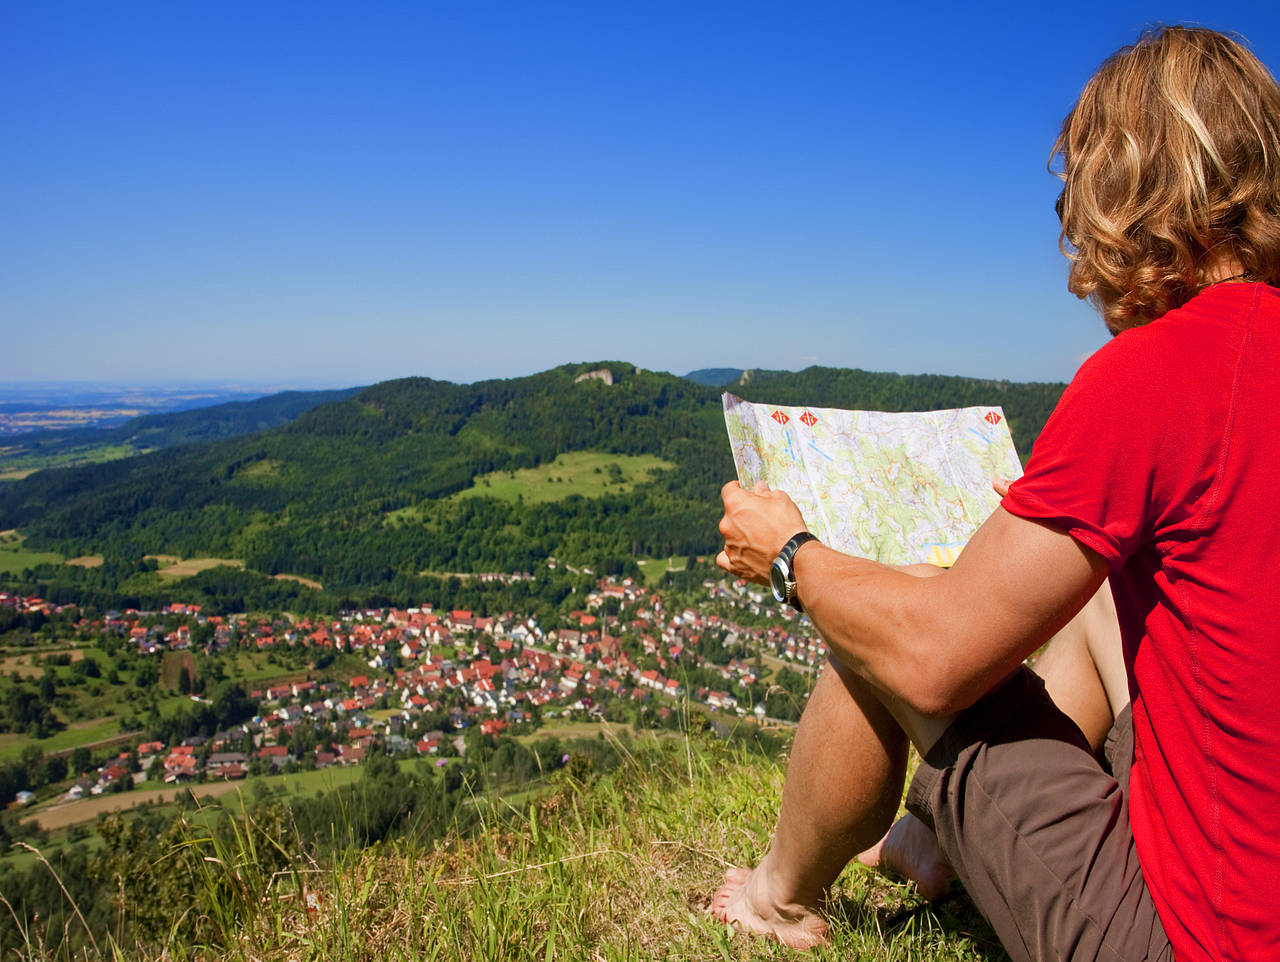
[1070,285,1268,406]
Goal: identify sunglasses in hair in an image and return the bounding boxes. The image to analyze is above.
[1055,189,1066,223]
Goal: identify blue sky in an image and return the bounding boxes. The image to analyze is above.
[3,2,1277,388]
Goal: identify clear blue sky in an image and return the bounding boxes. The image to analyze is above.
[3,1,1277,388]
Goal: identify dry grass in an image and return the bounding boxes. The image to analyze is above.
[275,573,323,590]
[161,650,196,689]
[0,648,88,678]
[148,556,244,578]
[65,555,104,568]
[202,742,1005,962]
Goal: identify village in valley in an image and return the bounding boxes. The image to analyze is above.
[2,570,826,818]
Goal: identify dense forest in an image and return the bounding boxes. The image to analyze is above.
[0,362,1065,601]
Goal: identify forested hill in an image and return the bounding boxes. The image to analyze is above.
[683,368,744,386]
[0,362,1064,596]
[0,387,362,473]
[722,366,1065,447]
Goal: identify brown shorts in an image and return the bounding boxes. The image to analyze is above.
[905,667,1173,962]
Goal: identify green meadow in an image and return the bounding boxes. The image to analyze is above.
[0,443,142,479]
[635,555,690,587]
[454,451,673,505]
[0,717,124,763]
[0,531,64,573]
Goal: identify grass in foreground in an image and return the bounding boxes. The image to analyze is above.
[10,737,1006,961]
[240,740,1007,960]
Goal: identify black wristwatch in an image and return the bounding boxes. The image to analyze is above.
[770,532,818,611]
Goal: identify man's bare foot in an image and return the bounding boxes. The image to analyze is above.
[855,813,952,900]
[710,860,829,949]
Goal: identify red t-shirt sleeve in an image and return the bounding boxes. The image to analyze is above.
[1002,329,1195,571]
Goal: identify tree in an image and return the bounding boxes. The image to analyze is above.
[70,746,91,775]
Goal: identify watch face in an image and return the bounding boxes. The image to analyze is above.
[770,560,789,603]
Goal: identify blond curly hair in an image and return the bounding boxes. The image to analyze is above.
[1056,26,1280,333]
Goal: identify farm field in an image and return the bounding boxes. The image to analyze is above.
[21,759,429,830]
[23,779,246,830]
[159,650,196,689]
[0,646,91,679]
[0,717,124,762]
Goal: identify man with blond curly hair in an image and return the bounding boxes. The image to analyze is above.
[714,26,1280,961]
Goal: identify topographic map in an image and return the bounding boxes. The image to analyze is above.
[723,394,1024,567]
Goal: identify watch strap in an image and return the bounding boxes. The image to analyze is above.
[776,531,818,610]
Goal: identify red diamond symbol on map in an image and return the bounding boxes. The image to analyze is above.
[800,411,817,427]
[985,412,1001,425]
[771,410,790,425]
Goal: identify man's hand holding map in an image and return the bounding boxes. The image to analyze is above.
[722,394,1024,568]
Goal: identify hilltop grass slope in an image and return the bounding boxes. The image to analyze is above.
[11,736,1007,961]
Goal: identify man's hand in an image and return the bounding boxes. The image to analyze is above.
[716,481,808,584]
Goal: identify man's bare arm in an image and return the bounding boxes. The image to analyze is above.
[717,482,1108,717]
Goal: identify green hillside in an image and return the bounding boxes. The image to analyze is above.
[683,366,745,386]
[0,362,1064,601]
[0,387,362,476]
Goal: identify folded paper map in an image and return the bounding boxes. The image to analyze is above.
[722,393,1024,567]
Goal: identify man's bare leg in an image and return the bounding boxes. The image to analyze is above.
[1031,581,1125,749]
[857,583,1128,896]
[713,579,1128,947]
[854,810,953,899]
[711,656,908,948]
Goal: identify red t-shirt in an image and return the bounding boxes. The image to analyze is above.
[1004,282,1280,961]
